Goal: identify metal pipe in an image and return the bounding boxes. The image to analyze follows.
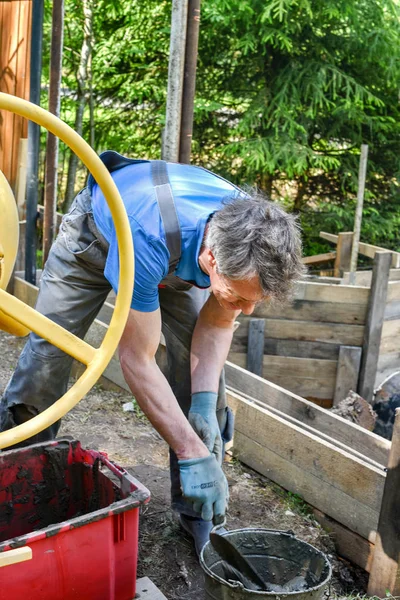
[25,0,44,284]
[162,0,188,162]
[179,0,201,164]
[43,0,64,264]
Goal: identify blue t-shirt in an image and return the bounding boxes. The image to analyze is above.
[90,159,240,312]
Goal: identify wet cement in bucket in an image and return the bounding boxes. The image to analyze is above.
[201,528,332,599]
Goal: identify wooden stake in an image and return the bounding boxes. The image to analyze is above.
[333,345,362,406]
[368,408,400,597]
[334,232,354,278]
[15,138,28,219]
[162,0,188,162]
[359,251,391,402]
[246,318,265,377]
[349,145,368,284]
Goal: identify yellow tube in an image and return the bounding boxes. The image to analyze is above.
[0,93,134,448]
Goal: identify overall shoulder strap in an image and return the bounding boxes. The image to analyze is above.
[151,160,181,274]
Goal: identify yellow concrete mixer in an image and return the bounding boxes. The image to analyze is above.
[0,92,134,450]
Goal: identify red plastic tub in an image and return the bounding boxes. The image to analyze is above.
[0,439,150,600]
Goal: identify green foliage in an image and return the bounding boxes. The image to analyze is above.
[41,0,400,252]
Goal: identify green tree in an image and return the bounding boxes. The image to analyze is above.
[41,0,400,254]
[194,0,400,252]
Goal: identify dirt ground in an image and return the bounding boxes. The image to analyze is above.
[0,330,369,600]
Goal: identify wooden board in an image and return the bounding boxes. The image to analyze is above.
[13,275,38,307]
[234,317,365,346]
[333,346,362,406]
[334,232,353,277]
[293,281,369,304]
[225,361,390,467]
[227,353,336,400]
[387,281,400,303]
[261,338,340,360]
[368,411,400,597]
[305,275,342,284]
[135,577,169,599]
[97,301,114,325]
[359,253,392,402]
[253,299,367,325]
[230,425,381,540]
[313,510,375,573]
[377,351,400,375]
[342,269,400,287]
[320,232,339,244]
[229,354,337,379]
[385,301,400,321]
[246,318,264,376]
[244,392,384,470]
[231,336,342,359]
[303,252,336,265]
[380,319,400,354]
[320,232,400,268]
[228,389,385,511]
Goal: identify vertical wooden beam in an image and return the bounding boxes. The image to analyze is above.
[15,138,28,218]
[333,232,354,278]
[246,318,265,377]
[43,0,64,264]
[0,0,31,187]
[349,145,369,283]
[179,0,201,164]
[16,220,27,273]
[162,0,188,162]
[368,408,400,597]
[333,345,362,406]
[359,252,391,402]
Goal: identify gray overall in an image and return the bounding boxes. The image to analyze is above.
[0,154,232,517]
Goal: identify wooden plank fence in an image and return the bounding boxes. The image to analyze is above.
[0,0,31,190]
[228,280,369,405]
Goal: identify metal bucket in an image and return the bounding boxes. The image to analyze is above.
[200,528,332,600]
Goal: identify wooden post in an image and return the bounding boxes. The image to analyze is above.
[16,221,27,273]
[15,138,28,219]
[179,0,201,164]
[368,408,400,597]
[333,346,362,406]
[333,232,354,278]
[349,144,369,284]
[246,318,265,377]
[162,0,188,162]
[43,0,64,264]
[359,251,391,402]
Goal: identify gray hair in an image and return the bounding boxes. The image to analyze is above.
[205,190,305,301]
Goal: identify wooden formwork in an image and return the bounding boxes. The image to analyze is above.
[229,232,400,407]
[10,271,400,596]
[229,280,369,406]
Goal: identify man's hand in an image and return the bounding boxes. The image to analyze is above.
[178,453,228,523]
[189,391,223,464]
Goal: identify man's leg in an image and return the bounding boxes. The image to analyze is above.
[158,285,228,517]
[0,190,111,446]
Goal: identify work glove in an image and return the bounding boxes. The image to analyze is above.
[178,453,229,524]
[188,391,223,464]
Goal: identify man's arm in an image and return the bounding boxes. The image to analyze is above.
[118,308,208,460]
[191,292,240,393]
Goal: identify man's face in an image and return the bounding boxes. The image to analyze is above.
[207,251,265,315]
